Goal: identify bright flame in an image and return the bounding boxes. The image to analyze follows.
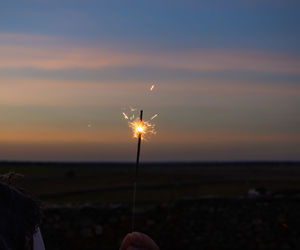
[129,118,156,140]
[136,123,144,134]
[150,84,155,91]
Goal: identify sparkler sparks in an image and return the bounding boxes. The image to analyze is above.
[130,106,137,112]
[150,84,155,91]
[122,108,157,140]
[129,118,156,139]
[122,112,129,120]
[150,114,158,120]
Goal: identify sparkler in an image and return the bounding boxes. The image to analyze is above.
[132,110,143,231]
[122,109,157,231]
[122,84,158,231]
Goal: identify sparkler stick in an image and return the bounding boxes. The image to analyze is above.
[132,110,143,232]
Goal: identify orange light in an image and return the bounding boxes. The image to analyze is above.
[136,124,144,134]
[123,109,157,140]
[131,120,147,138]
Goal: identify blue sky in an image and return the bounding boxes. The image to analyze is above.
[0,0,299,161]
[2,0,300,51]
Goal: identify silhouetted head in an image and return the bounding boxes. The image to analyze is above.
[0,173,41,250]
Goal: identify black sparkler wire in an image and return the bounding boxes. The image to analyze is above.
[131,110,143,232]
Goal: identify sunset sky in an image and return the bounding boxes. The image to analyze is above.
[0,0,299,161]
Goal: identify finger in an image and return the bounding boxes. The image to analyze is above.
[127,247,147,250]
[119,233,133,250]
[130,232,159,250]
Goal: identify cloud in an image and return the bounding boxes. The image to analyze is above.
[0,32,299,74]
[155,130,300,144]
[164,79,300,96]
[1,77,299,107]
[0,78,147,106]
[0,128,128,143]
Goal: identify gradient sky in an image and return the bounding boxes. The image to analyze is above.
[0,0,299,161]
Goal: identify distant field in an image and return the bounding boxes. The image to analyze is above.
[1,162,300,205]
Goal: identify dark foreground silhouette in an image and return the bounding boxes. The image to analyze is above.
[41,197,300,250]
[0,178,159,250]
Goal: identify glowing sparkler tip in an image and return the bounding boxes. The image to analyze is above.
[137,125,144,133]
[122,107,157,140]
[150,84,155,91]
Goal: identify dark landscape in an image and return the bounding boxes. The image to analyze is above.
[1,161,300,249]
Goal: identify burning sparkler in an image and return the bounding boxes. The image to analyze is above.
[122,84,158,231]
[123,109,157,231]
[122,110,157,141]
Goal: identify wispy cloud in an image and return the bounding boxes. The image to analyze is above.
[1,77,299,107]
[0,128,128,143]
[0,78,146,106]
[1,33,299,73]
[155,130,300,144]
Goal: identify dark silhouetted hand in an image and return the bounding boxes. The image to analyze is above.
[120,232,159,250]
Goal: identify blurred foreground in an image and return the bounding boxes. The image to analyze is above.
[1,161,300,249]
[42,197,300,250]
